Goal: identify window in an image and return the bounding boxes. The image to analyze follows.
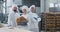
[49,0,60,12]
[49,3,54,7]
[22,0,40,7]
[3,0,6,14]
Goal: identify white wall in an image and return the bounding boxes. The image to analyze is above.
[14,0,22,5]
[40,0,45,13]
[40,0,57,13]
[7,0,22,14]
[36,7,40,14]
[49,0,57,3]
[7,0,22,6]
[7,0,13,6]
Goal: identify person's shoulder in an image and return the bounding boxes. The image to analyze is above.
[32,13,37,15]
[8,12,13,15]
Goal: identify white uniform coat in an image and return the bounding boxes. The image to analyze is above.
[28,13,41,28]
[8,12,20,27]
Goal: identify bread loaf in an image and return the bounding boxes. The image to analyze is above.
[16,16,28,25]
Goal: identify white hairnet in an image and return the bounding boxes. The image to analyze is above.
[12,4,18,9]
[12,4,19,12]
[29,5,35,13]
[29,5,35,11]
[22,6,29,13]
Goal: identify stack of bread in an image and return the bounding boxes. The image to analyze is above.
[16,16,28,26]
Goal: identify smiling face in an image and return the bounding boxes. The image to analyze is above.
[22,9,27,14]
[31,7,35,13]
[13,7,18,12]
